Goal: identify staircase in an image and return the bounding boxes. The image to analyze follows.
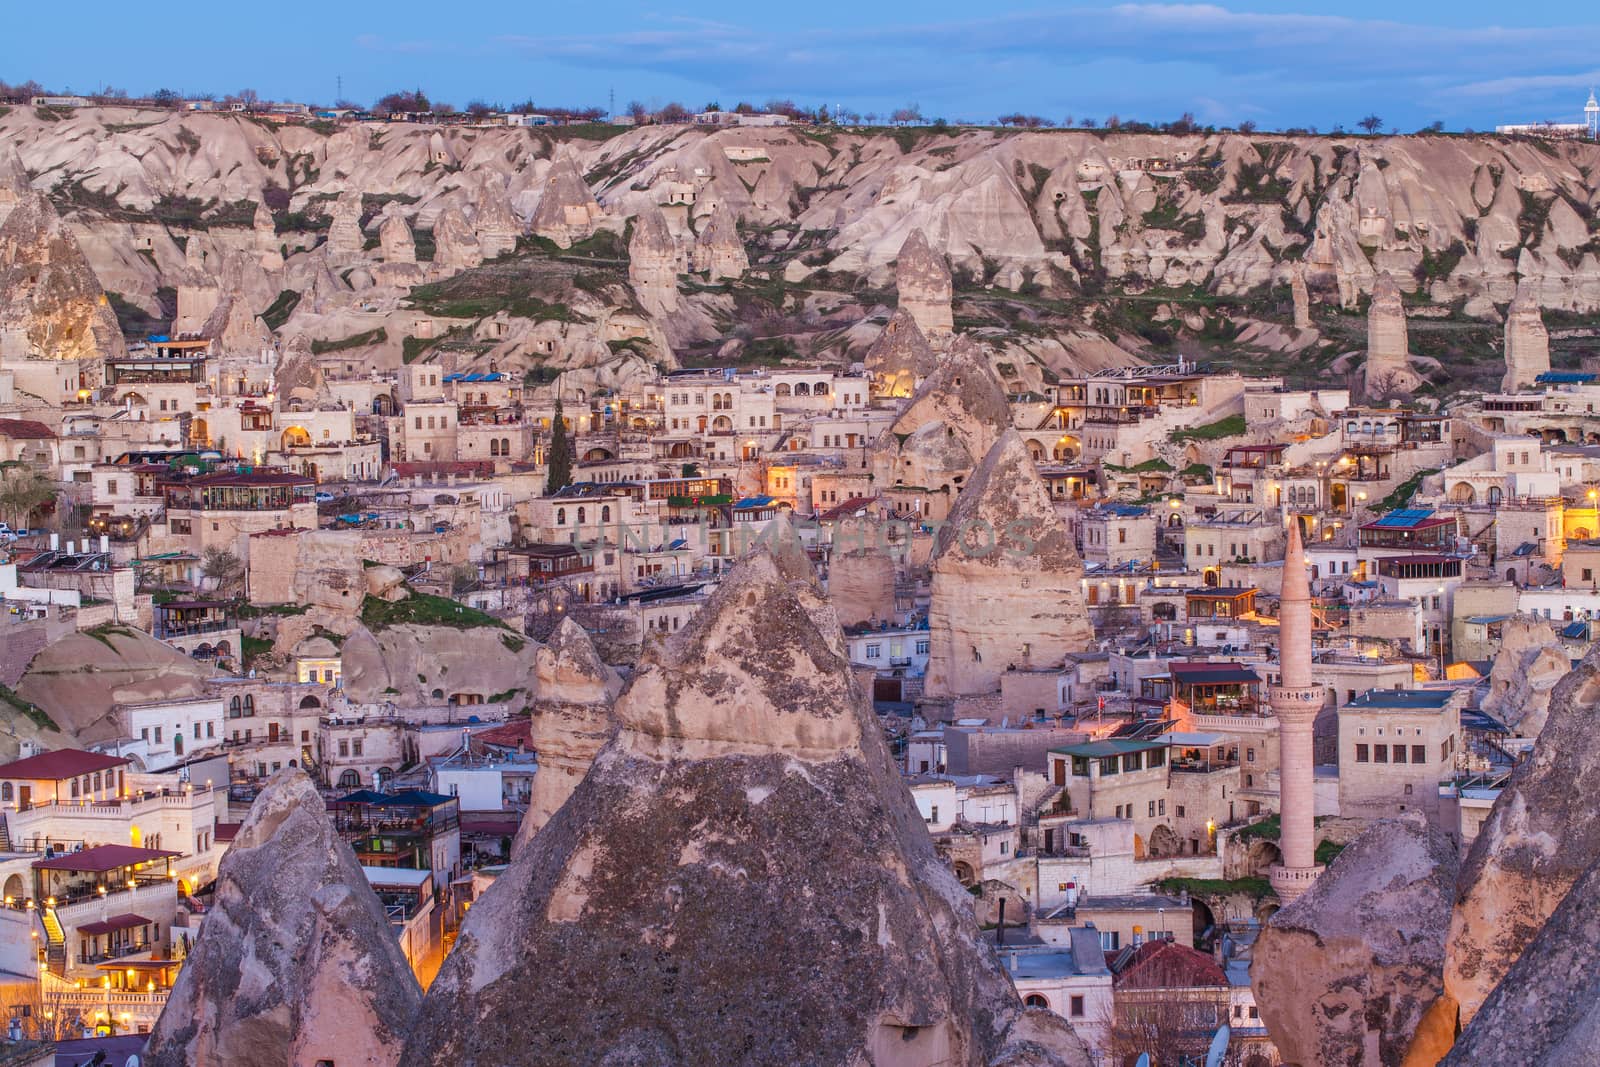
[0,813,12,853]
[40,908,65,975]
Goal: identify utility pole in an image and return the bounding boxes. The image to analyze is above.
[337,75,343,103]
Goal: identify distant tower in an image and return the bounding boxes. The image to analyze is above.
[1269,520,1325,904]
[1587,89,1599,140]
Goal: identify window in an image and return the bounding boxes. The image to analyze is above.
[1118,528,1127,544]
[1356,744,1370,763]
[928,805,938,823]
[154,727,163,744]
[1149,801,1156,818]
[1070,995,1085,1018]
[1099,930,1120,951]
[1374,744,1388,764]
[1412,744,1426,763]
[865,643,881,660]
[1158,799,1165,816]
[338,739,349,757]
[1147,748,1164,768]
[1176,805,1185,818]
[352,739,363,757]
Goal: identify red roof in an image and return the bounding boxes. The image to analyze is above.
[0,750,129,782]
[473,720,532,750]
[0,419,55,440]
[76,913,152,936]
[1112,940,1228,990]
[32,844,181,873]
[391,461,493,477]
[213,822,242,844]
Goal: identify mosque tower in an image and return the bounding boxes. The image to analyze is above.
[1587,89,1600,140]
[1269,520,1324,903]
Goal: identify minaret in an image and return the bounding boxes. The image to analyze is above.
[1587,89,1599,140]
[1269,520,1324,903]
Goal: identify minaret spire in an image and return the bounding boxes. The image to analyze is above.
[1270,519,1324,903]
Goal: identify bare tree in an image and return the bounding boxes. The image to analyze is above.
[201,546,244,595]
[1358,113,1384,134]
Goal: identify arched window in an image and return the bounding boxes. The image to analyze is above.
[814,382,829,395]
[577,506,587,524]
[300,695,322,709]
[338,770,361,789]
[794,383,810,397]
[1024,994,1050,1009]
[229,696,241,718]
[500,438,510,455]
[174,734,184,756]
[775,383,791,397]
[556,508,567,525]
[601,505,611,522]
[242,695,254,717]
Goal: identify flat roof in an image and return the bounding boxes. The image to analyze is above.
[1344,688,1455,711]
[33,845,180,872]
[361,865,432,889]
[1050,739,1167,758]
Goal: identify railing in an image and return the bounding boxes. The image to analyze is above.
[154,619,237,638]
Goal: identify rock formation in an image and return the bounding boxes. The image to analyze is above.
[865,309,937,399]
[692,201,748,281]
[1502,285,1551,392]
[628,207,684,315]
[1252,816,1458,1067]
[828,520,899,628]
[326,191,365,260]
[1481,615,1570,736]
[512,617,621,852]
[529,152,602,248]
[473,178,522,259]
[433,205,483,271]
[144,769,422,1066]
[404,553,1092,1067]
[924,430,1094,698]
[0,191,127,367]
[378,205,417,264]
[874,337,1013,502]
[251,200,282,269]
[1364,272,1416,397]
[1291,264,1311,331]
[896,228,954,336]
[1441,846,1600,1065]
[0,146,27,227]
[1445,640,1600,1025]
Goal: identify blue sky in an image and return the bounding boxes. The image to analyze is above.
[5,2,1600,130]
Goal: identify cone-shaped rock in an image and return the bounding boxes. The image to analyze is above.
[1251,816,1458,1067]
[1364,271,1415,396]
[1442,846,1600,1065]
[866,309,938,399]
[896,227,953,335]
[1502,284,1550,392]
[529,152,602,248]
[512,617,622,852]
[692,200,748,281]
[886,336,1010,462]
[144,768,421,1066]
[474,178,523,259]
[0,191,127,365]
[433,204,483,271]
[326,190,365,260]
[379,205,417,264]
[0,146,28,227]
[628,206,684,315]
[1445,640,1600,1024]
[405,553,1091,1066]
[924,431,1093,698]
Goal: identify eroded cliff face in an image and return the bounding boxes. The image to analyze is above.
[1445,640,1600,1026]
[7,109,1599,389]
[0,190,126,365]
[1251,816,1459,1067]
[405,553,1092,1067]
[144,769,421,1067]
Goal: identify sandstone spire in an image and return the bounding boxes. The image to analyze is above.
[0,190,127,369]
[404,553,1092,1066]
[864,308,937,399]
[1501,284,1550,392]
[512,617,621,851]
[1252,816,1458,1067]
[433,205,483,271]
[691,200,748,281]
[895,227,954,336]
[0,146,27,227]
[144,769,422,1065]
[1445,640,1600,1025]
[886,335,1011,462]
[326,190,365,260]
[1291,263,1311,330]
[378,204,417,264]
[1364,271,1413,396]
[529,151,602,248]
[924,430,1094,698]
[628,206,684,315]
[473,178,522,260]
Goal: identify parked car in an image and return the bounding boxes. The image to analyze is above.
[314,491,336,504]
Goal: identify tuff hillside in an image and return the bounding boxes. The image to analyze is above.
[7,108,1600,394]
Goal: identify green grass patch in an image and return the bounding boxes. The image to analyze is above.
[487,688,523,703]
[241,635,273,669]
[312,327,387,354]
[1154,876,1275,901]
[260,290,301,331]
[0,682,58,732]
[500,633,527,653]
[1316,840,1346,866]
[235,602,309,619]
[1371,468,1440,514]
[83,624,137,650]
[1233,814,1280,842]
[1169,414,1247,443]
[360,593,511,632]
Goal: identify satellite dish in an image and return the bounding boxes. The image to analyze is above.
[1204,1022,1232,1067]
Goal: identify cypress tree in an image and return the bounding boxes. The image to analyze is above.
[545,395,574,494]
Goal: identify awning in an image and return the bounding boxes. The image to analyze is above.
[77,913,151,936]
